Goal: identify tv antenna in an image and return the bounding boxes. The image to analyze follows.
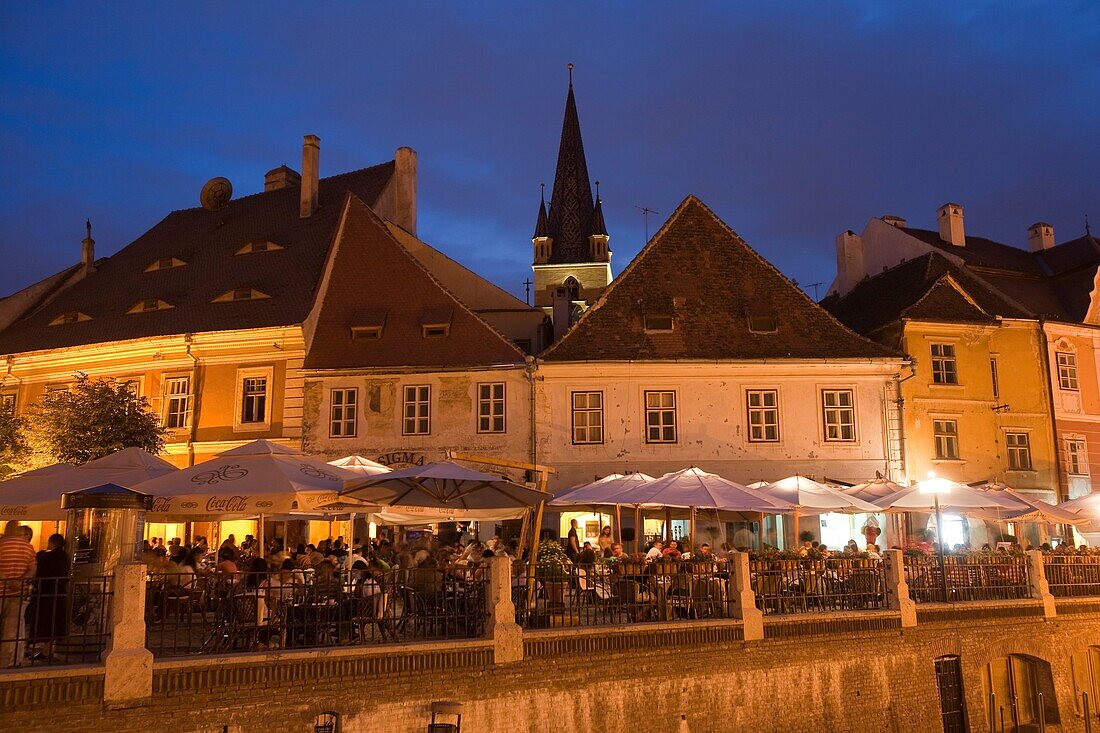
[635,205,660,243]
[807,281,824,300]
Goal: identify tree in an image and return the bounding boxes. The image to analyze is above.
[28,373,168,465]
[0,402,28,478]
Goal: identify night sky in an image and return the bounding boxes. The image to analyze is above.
[1,3,1098,301]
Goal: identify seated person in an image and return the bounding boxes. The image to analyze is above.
[645,540,664,562]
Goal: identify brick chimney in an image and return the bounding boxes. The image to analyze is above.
[300,135,320,218]
[392,147,417,235]
[834,230,864,294]
[1027,222,1055,251]
[265,165,301,191]
[937,203,965,246]
[81,219,95,276]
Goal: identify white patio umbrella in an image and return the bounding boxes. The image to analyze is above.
[327,455,392,477]
[874,479,1024,515]
[1057,492,1100,518]
[0,447,178,520]
[549,473,657,548]
[843,478,907,504]
[972,482,1091,528]
[759,476,880,514]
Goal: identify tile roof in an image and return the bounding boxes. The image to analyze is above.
[542,196,897,362]
[542,81,601,264]
[821,252,1029,334]
[303,194,526,370]
[0,163,396,354]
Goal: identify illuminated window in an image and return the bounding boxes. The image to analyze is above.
[213,288,270,302]
[144,257,185,272]
[572,391,603,444]
[1067,438,1089,476]
[329,388,357,438]
[934,419,959,460]
[477,383,505,433]
[163,377,191,429]
[822,389,856,442]
[746,390,780,442]
[931,343,958,384]
[235,240,283,255]
[48,311,91,326]
[127,298,173,313]
[1006,432,1032,471]
[644,390,677,443]
[1058,351,1079,391]
[403,385,430,435]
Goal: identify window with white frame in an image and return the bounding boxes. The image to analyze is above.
[477,383,505,433]
[403,385,430,435]
[571,391,604,444]
[931,343,958,384]
[163,377,191,429]
[329,388,357,438]
[1067,438,1089,476]
[821,389,856,442]
[1057,351,1079,391]
[1006,432,1032,471]
[746,389,780,442]
[644,390,677,443]
[240,376,268,424]
[933,419,959,460]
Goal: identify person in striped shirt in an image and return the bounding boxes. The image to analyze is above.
[0,520,37,667]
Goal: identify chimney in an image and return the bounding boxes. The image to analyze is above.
[937,203,965,246]
[265,165,301,192]
[81,219,95,276]
[300,134,320,218]
[1027,222,1055,251]
[881,215,908,228]
[552,286,573,342]
[834,230,864,295]
[392,147,418,235]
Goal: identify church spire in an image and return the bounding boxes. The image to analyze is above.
[544,64,596,264]
[534,183,549,238]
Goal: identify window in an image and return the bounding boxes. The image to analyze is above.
[143,256,185,272]
[240,376,268,424]
[644,314,673,332]
[1058,351,1079,391]
[0,392,15,415]
[983,655,1059,732]
[934,419,959,460]
[571,391,604,444]
[934,656,968,733]
[48,311,90,326]
[351,326,382,340]
[120,379,141,397]
[163,377,191,429]
[313,712,339,733]
[235,240,283,255]
[477,383,505,433]
[747,314,778,334]
[1006,432,1032,471]
[1067,438,1089,476]
[821,389,856,442]
[990,357,999,399]
[402,385,430,435]
[422,324,449,338]
[213,288,270,302]
[746,390,780,442]
[931,343,958,384]
[127,298,172,314]
[328,388,357,438]
[644,390,677,443]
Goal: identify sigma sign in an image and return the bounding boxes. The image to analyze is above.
[376,452,426,468]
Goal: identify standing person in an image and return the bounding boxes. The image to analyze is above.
[566,519,580,561]
[0,521,37,667]
[26,534,69,662]
[597,526,614,556]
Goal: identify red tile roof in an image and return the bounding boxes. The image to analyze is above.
[542,196,897,362]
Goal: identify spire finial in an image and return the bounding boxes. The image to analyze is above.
[85,219,92,240]
[568,63,574,88]
[595,180,601,202]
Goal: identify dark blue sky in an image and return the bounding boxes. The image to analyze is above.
[2,2,1098,300]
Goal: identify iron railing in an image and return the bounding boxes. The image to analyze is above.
[1043,555,1100,597]
[750,558,886,615]
[518,560,738,628]
[904,554,1030,603]
[145,566,487,658]
[0,575,113,669]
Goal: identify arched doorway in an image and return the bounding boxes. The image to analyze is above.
[1071,646,1100,720]
[982,654,1058,732]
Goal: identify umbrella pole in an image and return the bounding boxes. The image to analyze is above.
[525,500,545,612]
[257,513,265,560]
[518,508,531,558]
[689,506,696,553]
[635,506,642,553]
[615,504,623,545]
[664,507,672,543]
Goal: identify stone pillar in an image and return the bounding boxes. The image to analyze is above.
[729,552,763,641]
[883,549,917,628]
[1026,550,1056,619]
[485,556,523,664]
[102,563,153,706]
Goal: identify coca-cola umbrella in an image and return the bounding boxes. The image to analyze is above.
[0,447,178,520]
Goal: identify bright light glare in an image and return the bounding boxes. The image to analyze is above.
[919,471,951,495]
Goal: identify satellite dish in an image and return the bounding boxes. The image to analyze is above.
[200,177,233,211]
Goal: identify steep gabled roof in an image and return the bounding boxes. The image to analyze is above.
[303,194,525,370]
[0,163,396,354]
[543,196,896,361]
[821,252,1029,334]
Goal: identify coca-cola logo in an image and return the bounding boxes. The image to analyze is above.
[0,505,28,517]
[150,498,172,513]
[205,495,250,512]
[191,464,248,485]
[180,501,198,509]
[299,464,339,481]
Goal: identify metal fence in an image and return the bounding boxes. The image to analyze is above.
[145,566,487,658]
[0,575,113,669]
[904,554,1030,603]
[518,560,738,628]
[1043,555,1100,598]
[750,558,886,615]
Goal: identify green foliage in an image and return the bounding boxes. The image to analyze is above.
[536,539,570,579]
[27,373,168,465]
[0,402,28,478]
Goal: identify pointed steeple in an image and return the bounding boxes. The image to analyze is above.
[591,181,607,237]
[534,184,549,238]
[545,64,596,263]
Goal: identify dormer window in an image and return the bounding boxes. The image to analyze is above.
[352,326,383,340]
[144,257,186,272]
[423,325,449,338]
[350,309,386,340]
[644,314,674,333]
[212,288,270,303]
[127,298,173,314]
[49,311,91,326]
[747,313,778,334]
[235,240,283,255]
[421,307,452,339]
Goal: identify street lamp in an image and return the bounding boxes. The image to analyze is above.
[919,471,951,602]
